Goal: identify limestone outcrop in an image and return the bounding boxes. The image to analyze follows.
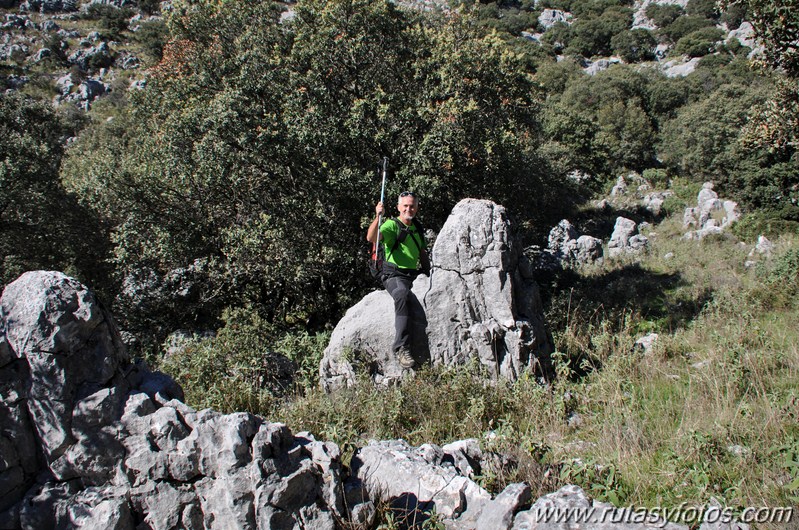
[608,216,649,257]
[319,199,553,391]
[0,271,345,529]
[682,182,741,240]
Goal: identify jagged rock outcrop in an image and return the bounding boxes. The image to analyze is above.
[608,216,649,257]
[643,191,673,216]
[538,8,571,29]
[320,199,553,391]
[548,220,604,268]
[0,271,345,529]
[527,220,604,272]
[683,182,741,240]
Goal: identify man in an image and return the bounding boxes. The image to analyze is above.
[366,191,431,369]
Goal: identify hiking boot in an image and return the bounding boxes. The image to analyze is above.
[397,348,415,369]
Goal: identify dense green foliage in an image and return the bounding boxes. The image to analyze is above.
[62,0,564,345]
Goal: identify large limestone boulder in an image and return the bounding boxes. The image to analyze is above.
[0,271,345,529]
[320,199,553,391]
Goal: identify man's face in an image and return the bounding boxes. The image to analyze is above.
[397,195,418,222]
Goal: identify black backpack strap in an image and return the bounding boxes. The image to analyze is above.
[386,218,403,261]
[387,217,423,261]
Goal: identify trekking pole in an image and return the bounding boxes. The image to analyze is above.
[377,156,388,246]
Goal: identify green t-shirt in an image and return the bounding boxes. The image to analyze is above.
[380,218,426,269]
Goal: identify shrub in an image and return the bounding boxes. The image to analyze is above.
[566,6,633,57]
[83,4,135,40]
[157,307,330,412]
[645,3,683,28]
[685,0,719,20]
[610,28,657,62]
[658,15,713,43]
[134,18,168,61]
[719,2,746,29]
[674,27,725,57]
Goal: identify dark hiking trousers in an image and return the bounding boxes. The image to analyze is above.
[383,269,417,354]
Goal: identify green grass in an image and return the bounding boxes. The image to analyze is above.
[160,202,799,526]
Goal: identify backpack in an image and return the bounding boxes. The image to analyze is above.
[368,217,424,284]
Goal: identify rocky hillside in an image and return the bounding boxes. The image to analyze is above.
[0,0,762,111]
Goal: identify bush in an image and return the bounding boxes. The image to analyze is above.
[719,2,746,29]
[134,19,168,61]
[0,92,109,292]
[83,4,135,40]
[685,0,719,20]
[63,0,564,344]
[658,15,713,43]
[565,6,633,57]
[753,248,799,309]
[610,28,656,62]
[645,3,683,28]
[157,307,331,413]
[674,27,725,57]
[641,168,670,188]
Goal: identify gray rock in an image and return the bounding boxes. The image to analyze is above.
[538,219,603,270]
[634,333,659,355]
[21,0,77,11]
[585,57,620,75]
[320,199,553,390]
[643,191,673,216]
[442,438,482,479]
[1,271,127,469]
[0,43,28,62]
[55,73,73,95]
[611,175,628,196]
[538,9,571,29]
[697,181,718,205]
[40,19,59,31]
[746,235,774,267]
[0,271,345,527]
[68,41,113,71]
[512,484,688,529]
[476,482,532,530]
[683,182,740,239]
[752,235,774,257]
[350,439,492,522]
[56,28,79,38]
[663,57,701,77]
[608,217,648,257]
[34,47,52,62]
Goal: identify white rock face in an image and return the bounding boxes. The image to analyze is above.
[0,271,343,529]
[538,8,572,29]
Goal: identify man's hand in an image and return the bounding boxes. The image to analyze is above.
[367,202,384,243]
